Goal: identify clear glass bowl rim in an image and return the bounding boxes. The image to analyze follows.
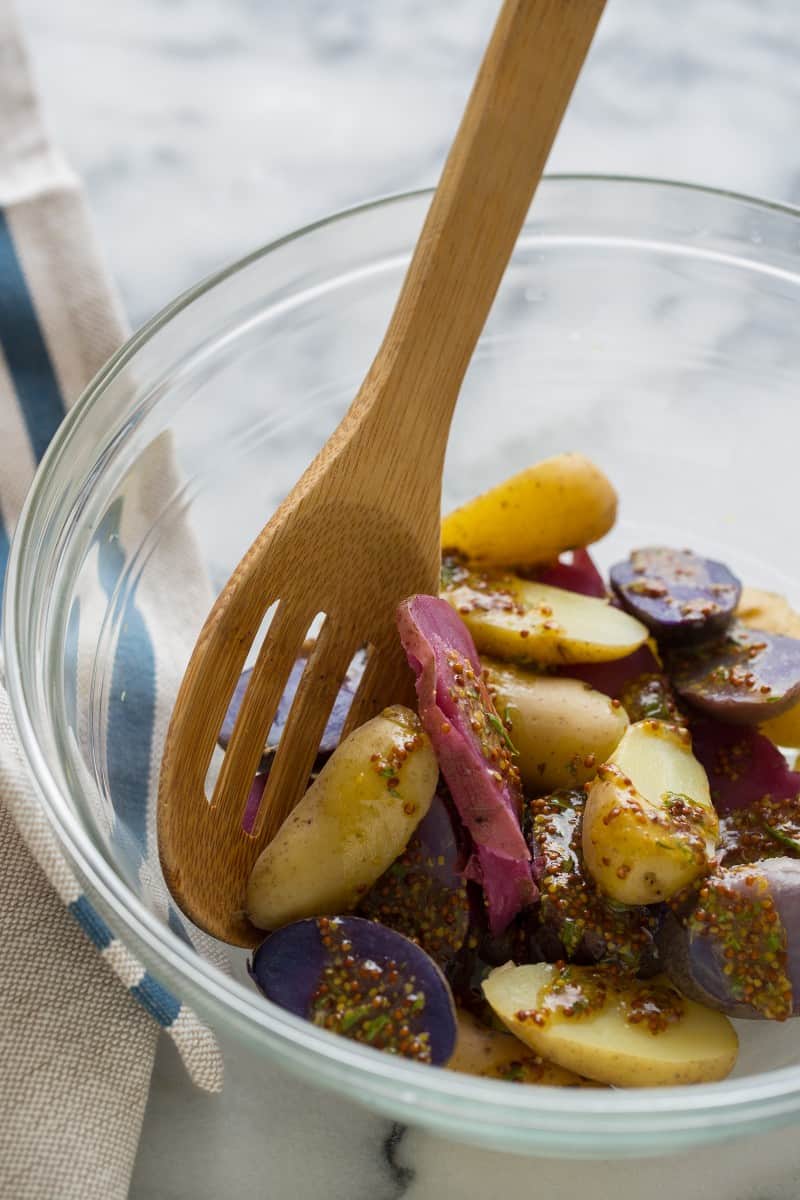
[7,174,800,1145]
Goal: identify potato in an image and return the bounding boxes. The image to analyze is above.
[738,589,800,748]
[246,706,438,930]
[441,570,648,666]
[690,718,800,813]
[668,623,800,725]
[658,859,800,1020]
[484,661,629,790]
[441,454,617,567]
[761,704,800,750]
[582,720,717,905]
[250,916,458,1064]
[610,547,740,644]
[525,788,660,972]
[738,586,800,639]
[449,1010,599,1086]
[483,962,738,1087]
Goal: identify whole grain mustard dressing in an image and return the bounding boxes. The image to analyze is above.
[513,963,686,1035]
[309,917,433,1062]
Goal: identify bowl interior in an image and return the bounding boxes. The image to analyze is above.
[9,178,800,1154]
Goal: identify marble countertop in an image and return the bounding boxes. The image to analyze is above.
[16,0,800,330]
[14,0,800,1195]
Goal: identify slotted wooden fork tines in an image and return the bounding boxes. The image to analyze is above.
[158,0,606,946]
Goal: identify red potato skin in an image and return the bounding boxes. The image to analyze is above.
[560,643,661,698]
[690,718,800,813]
[397,595,535,934]
[534,549,607,599]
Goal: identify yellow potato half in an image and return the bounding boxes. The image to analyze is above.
[449,1010,599,1086]
[582,720,717,905]
[441,453,617,567]
[483,963,738,1088]
[484,661,629,790]
[442,572,648,665]
[737,586,800,638]
[761,704,800,750]
[246,706,437,930]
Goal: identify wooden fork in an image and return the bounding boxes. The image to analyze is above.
[158,0,606,946]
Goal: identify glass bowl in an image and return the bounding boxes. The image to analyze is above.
[7,176,800,1158]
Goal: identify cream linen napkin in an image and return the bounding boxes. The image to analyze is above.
[0,3,222,1197]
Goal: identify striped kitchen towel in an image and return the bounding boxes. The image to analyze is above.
[0,3,222,1197]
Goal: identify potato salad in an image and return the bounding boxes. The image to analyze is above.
[228,453,800,1088]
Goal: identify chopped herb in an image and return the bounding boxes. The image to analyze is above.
[339,1004,372,1033]
[486,711,519,756]
[763,824,800,854]
[363,1015,390,1042]
[560,917,583,957]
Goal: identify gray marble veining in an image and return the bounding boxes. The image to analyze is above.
[14,0,800,1195]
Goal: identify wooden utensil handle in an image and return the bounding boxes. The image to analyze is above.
[354,0,605,457]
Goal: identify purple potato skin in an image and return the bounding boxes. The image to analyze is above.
[219,650,365,768]
[248,916,457,1064]
[358,790,469,969]
[445,882,527,1024]
[668,623,800,724]
[659,858,800,1018]
[409,788,466,892]
[610,547,740,644]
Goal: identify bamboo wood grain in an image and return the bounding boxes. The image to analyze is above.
[158,0,606,946]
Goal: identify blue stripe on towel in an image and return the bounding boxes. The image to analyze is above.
[0,209,193,1056]
[131,972,181,1027]
[0,211,65,462]
[70,893,184,1030]
[69,894,114,951]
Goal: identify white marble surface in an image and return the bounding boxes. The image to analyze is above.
[14,0,800,1195]
[16,0,800,330]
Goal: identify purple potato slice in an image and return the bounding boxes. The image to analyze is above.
[249,915,457,1064]
[659,858,800,1019]
[610,547,740,644]
[358,790,469,969]
[668,623,800,724]
[219,649,366,769]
